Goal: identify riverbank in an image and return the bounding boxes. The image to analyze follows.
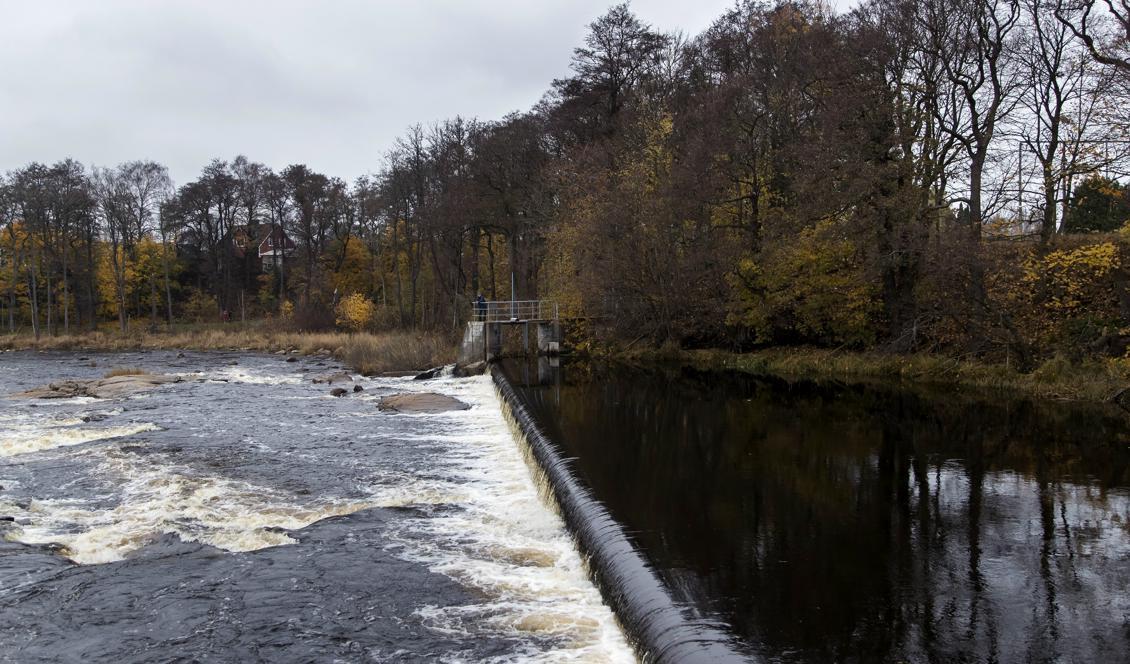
[610,346,1130,405]
[0,326,455,375]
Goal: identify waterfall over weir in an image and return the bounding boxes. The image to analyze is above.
[492,365,752,663]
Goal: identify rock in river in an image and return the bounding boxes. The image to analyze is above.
[10,374,182,400]
[377,392,471,414]
[454,361,487,377]
[312,371,353,385]
[413,366,446,380]
[330,388,348,397]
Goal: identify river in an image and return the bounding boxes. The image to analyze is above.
[0,350,632,662]
[503,359,1130,663]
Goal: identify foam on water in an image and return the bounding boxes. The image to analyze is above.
[369,375,634,663]
[199,365,308,386]
[0,421,159,457]
[4,446,375,564]
[0,356,633,660]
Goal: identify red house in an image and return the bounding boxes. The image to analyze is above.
[258,225,295,270]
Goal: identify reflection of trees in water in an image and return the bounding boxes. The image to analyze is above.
[515,365,1130,662]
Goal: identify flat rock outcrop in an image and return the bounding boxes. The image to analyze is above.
[377,392,470,414]
[11,374,182,400]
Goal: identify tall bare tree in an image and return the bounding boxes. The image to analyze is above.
[1055,0,1130,73]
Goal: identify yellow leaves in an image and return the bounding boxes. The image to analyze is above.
[334,292,375,333]
[1022,241,1120,317]
[610,111,675,194]
[329,239,373,295]
[642,113,674,185]
[728,219,878,345]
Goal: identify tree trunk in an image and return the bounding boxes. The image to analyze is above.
[969,151,986,240]
[45,274,53,337]
[486,233,497,300]
[1038,138,1059,246]
[470,226,481,295]
[27,256,40,341]
[392,223,405,326]
[62,246,69,334]
[8,244,20,334]
[162,236,174,325]
[150,272,159,330]
[85,234,96,331]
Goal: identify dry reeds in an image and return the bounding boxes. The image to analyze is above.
[336,332,452,375]
[1,323,456,375]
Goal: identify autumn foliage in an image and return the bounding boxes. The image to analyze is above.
[2,1,1129,373]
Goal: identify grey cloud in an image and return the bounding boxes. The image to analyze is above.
[0,0,856,184]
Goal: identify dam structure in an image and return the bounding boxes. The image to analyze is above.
[456,301,753,661]
[492,363,752,662]
[458,300,563,365]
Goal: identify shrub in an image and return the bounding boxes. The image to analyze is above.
[291,301,335,331]
[182,289,218,323]
[334,293,376,333]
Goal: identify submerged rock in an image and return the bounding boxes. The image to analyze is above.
[285,356,298,363]
[377,392,470,414]
[11,374,182,400]
[312,371,353,385]
[330,388,348,397]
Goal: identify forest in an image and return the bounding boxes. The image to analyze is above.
[2,0,1129,370]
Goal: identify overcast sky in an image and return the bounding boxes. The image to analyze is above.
[0,1,856,185]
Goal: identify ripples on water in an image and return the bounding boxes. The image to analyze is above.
[0,351,632,662]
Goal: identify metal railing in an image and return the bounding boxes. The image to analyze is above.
[470,299,557,322]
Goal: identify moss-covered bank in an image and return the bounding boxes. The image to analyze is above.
[608,346,1130,405]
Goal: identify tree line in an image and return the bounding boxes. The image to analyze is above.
[2,0,1129,366]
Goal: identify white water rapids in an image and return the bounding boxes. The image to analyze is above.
[0,352,633,662]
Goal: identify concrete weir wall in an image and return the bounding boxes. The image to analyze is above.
[460,321,562,365]
[491,366,752,664]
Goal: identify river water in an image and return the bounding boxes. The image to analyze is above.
[0,351,632,662]
[504,360,1130,663]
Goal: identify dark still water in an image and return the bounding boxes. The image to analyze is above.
[503,360,1130,663]
[0,351,630,663]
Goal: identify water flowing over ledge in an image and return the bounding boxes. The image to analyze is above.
[491,365,752,663]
